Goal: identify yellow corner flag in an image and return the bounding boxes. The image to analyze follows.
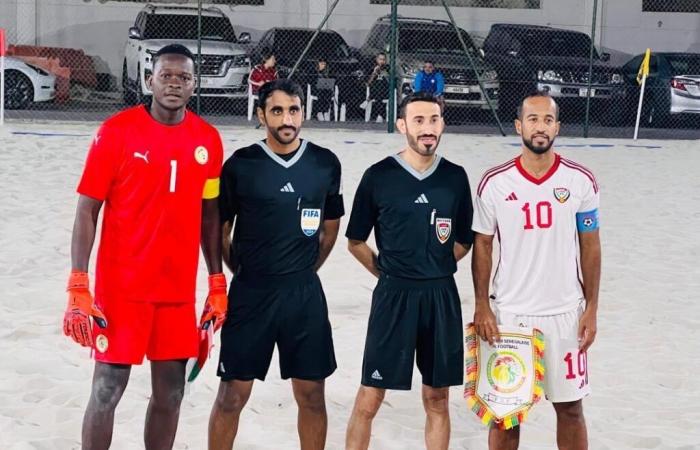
[637,48,651,85]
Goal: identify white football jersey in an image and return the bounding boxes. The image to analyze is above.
[472,154,599,316]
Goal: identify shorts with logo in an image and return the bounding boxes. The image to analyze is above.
[494,301,591,403]
[217,269,336,381]
[92,299,198,365]
[361,274,463,390]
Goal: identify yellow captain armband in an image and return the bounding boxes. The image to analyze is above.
[202,178,220,199]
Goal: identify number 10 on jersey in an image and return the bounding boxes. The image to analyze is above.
[522,201,552,230]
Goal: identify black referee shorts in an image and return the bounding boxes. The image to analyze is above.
[217,269,336,382]
[361,274,463,390]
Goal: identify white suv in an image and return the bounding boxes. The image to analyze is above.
[122,4,250,104]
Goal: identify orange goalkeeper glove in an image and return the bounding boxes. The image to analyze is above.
[200,273,228,332]
[63,271,107,347]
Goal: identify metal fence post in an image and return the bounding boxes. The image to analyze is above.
[583,0,598,138]
[387,0,398,133]
[440,0,505,136]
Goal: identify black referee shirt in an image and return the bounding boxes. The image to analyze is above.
[346,153,473,279]
[220,139,344,276]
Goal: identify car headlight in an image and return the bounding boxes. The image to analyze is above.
[26,63,49,76]
[145,49,157,64]
[401,64,418,77]
[481,70,497,82]
[538,70,563,82]
[610,73,624,84]
[231,54,249,68]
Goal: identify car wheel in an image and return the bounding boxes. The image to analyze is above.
[122,61,136,105]
[4,70,34,110]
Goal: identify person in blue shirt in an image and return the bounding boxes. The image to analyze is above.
[413,61,445,110]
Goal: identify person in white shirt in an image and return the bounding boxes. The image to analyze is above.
[471,91,601,450]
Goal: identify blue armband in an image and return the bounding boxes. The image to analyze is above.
[576,209,599,232]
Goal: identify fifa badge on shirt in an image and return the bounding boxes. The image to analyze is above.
[435,218,452,244]
[194,146,209,165]
[95,334,109,353]
[301,208,321,236]
[553,187,570,203]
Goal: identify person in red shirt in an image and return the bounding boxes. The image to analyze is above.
[64,44,228,449]
[249,50,278,95]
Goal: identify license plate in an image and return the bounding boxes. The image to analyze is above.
[447,86,469,94]
[579,88,595,97]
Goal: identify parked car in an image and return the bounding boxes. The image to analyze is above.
[359,15,499,114]
[249,27,365,114]
[2,56,56,109]
[482,23,627,124]
[122,4,251,105]
[622,52,700,126]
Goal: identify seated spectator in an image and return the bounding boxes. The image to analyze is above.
[250,50,278,95]
[366,52,390,121]
[312,58,334,121]
[413,61,445,110]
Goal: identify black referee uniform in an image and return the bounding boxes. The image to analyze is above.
[217,139,344,381]
[346,153,473,390]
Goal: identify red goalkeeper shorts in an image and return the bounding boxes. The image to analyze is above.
[92,300,198,365]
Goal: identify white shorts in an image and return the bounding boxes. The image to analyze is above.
[494,302,591,403]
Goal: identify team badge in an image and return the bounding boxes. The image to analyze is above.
[553,187,570,203]
[95,334,109,353]
[435,218,452,244]
[194,146,209,165]
[300,208,321,236]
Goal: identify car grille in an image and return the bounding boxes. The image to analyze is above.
[441,69,477,85]
[560,71,610,85]
[194,55,226,76]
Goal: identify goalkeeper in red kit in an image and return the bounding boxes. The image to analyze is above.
[64,44,227,450]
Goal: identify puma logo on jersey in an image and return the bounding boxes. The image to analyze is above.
[280,182,295,193]
[505,192,518,201]
[371,370,383,380]
[414,193,429,204]
[133,151,149,163]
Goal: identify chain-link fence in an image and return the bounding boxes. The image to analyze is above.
[2,0,700,138]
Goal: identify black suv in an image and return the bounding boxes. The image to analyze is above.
[483,24,627,124]
[250,27,365,113]
[359,15,499,113]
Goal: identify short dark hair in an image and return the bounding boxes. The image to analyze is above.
[152,44,195,69]
[257,79,305,111]
[261,49,276,64]
[398,92,441,119]
[517,91,560,120]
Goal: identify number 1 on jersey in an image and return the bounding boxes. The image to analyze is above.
[169,160,177,193]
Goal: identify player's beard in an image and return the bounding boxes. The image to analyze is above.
[407,132,441,157]
[523,133,555,155]
[269,125,300,145]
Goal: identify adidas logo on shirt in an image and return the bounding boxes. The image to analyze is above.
[414,193,429,204]
[505,192,518,201]
[371,370,383,380]
[280,182,295,193]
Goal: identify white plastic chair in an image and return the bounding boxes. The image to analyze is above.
[306,83,346,122]
[365,86,396,122]
[247,82,259,121]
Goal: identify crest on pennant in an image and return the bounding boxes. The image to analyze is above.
[464,324,545,430]
[553,187,570,203]
[435,218,451,244]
